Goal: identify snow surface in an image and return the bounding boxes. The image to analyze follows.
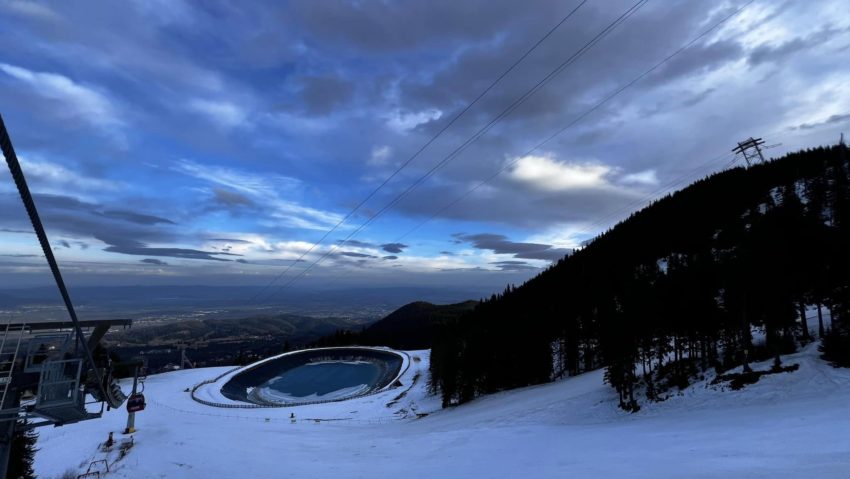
[34,344,850,478]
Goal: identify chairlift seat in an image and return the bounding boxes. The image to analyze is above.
[127,393,145,413]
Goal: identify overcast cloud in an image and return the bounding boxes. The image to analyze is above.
[0,0,848,289]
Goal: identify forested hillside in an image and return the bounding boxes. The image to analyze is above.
[312,300,477,350]
[430,144,850,410]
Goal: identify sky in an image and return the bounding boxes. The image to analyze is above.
[0,0,849,292]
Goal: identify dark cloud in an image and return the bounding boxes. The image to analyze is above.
[439,251,455,255]
[339,251,377,258]
[339,239,375,248]
[454,233,570,261]
[0,254,39,258]
[0,193,238,263]
[140,258,168,266]
[99,210,175,225]
[29,194,179,236]
[291,0,545,52]
[749,26,847,66]
[380,242,408,254]
[382,255,398,260]
[794,113,850,131]
[399,1,745,132]
[395,178,639,229]
[297,75,355,116]
[490,260,539,271]
[211,188,256,210]
[209,238,254,244]
[640,87,718,119]
[645,40,743,87]
[105,243,236,261]
[680,88,716,108]
[34,194,100,212]
[236,259,249,264]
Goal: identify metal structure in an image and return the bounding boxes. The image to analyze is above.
[732,137,767,166]
[123,362,145,434]
[177,341,195,369]
[0,319,132,471]
[0,114,133,475]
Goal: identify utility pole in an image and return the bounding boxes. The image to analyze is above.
[732,137,767,166]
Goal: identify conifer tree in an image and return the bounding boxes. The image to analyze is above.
[428,146,850,410]
[7,420,38,479]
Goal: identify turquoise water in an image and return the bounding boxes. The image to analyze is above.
[262,361,382,399]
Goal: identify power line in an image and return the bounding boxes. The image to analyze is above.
[292,149,744,292]
[315,0,762,286]
[300,122,798,289]
[391,0,755,244]
[267,118,800,289]
[249,0,589,301]
[572,129,792,237]
[257,0,651,301]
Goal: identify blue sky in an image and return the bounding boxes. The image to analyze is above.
[0,0,849,290]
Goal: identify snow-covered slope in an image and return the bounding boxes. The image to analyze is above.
[35,344,850,478]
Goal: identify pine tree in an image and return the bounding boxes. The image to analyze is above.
[7,420,38,479]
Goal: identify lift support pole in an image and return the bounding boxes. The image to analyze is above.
[0,114,107,400]
[124,365,140,434]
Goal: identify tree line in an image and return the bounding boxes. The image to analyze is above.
[429,144,850,411]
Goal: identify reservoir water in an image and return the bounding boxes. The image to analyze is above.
[220,347,405,406]
[260,361,382,400]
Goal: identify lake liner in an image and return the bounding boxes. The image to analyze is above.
[220,347,405,406]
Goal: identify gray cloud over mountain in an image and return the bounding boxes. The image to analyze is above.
[141,258,168,266]
[453,233,570,262]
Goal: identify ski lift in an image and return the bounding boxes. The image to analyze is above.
[126,393,146,413]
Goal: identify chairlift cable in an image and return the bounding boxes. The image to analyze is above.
[258,0,650,301]
[0,113,108,401]
[391,0,757,242]
[248,0,590,301]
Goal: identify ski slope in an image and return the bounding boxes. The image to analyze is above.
[34,343,850,478]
